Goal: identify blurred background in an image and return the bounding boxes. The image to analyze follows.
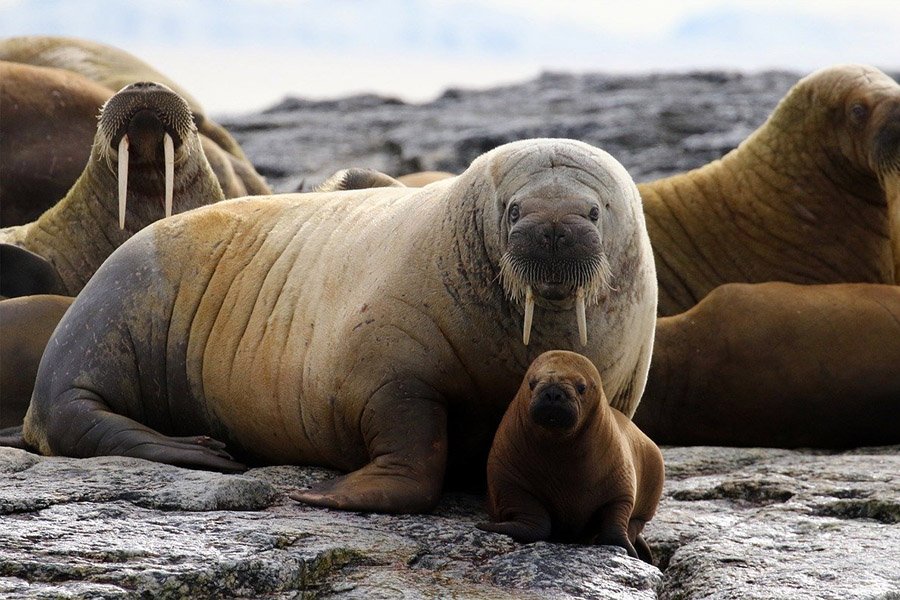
[2,0,899,117]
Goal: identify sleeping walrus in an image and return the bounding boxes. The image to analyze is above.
[21,139,658,514]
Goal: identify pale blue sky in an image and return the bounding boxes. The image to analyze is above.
[2,0,897,115]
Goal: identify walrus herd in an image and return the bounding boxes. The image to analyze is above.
[1,35,898,559]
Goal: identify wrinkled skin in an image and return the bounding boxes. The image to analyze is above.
[22,139,658,514]
[479,351,663,564]
[640,64,900,316]
[0,60,269,227]
[635,283,900,448]
[0,81,226,295]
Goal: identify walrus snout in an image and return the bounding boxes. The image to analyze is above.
[530,382,579,430]
[103,82,192,150]
[873,103,900,173]
[99,82,195,229]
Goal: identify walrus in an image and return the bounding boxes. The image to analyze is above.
[634,282,900,447]
[0,61,269,227]
[0,80,226,295]
[0,35,248,162]
[478,351,663,564]
[0,244,66,298]
[0,295,74,431]
[22,138,658,514]
[315,168,405,192]
[397,171,456,187]
[639,64,900,315]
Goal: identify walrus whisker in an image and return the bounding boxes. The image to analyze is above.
[118,135,129,229]
[164,132,174,218]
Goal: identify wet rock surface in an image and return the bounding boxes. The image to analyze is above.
[1,445,897,599]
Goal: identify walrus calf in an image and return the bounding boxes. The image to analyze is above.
[635,282,900,447]
[479,351,663,563]
[0,80,226,295]
[23,139,657,514]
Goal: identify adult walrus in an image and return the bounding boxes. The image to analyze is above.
[639,64,900,315]
[0,35,248,162]
[0,60,269,227]
[22,139,658,513]
[634,282,900,448]
[0,295,74,432]
[479,351,663,563]
[0,80,226,295]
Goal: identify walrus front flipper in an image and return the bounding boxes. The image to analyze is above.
[289,384,447,514]
[0,244,66,297]
[25,387,245,472]
[0,425,31,450]
[587,498,639,559]
[476,510,553,543]
[633,532,654,565]
[315,168,405,192]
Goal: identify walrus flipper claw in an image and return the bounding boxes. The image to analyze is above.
[29,388,245,472]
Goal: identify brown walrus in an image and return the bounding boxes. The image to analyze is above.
[0,295,74,432]
[0,35,248,162]
[634,282,900,448]
[21,139,658,514]
[0,60,269,227]
[640,64,900,315]
[479,351,663,564]
[0,80,226,295]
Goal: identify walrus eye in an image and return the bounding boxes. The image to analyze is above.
[529,378,537,391]
[509,203,520,224]
[576,382,586,394]
[589,206,600,222]
[850,103,868,125]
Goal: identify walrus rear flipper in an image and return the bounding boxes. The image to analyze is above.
[0,244,66,298]
[25,387,245,472]
[0,425,31,450]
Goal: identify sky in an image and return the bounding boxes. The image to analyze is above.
[1,0,898,116]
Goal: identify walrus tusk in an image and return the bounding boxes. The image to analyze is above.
[523,286,535,345]
[164,133,174,219]
[117,135,129,230]
[576,287,587,346]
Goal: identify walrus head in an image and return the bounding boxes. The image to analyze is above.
[520,351,604,434]
[774,65,900,280]
[491,140,640,346]
[95,81,197,230]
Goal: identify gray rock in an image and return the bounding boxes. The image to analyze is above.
[2,445,896,598]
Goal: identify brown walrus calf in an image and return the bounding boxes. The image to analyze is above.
[479,351,664,563]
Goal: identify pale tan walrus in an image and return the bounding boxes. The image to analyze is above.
[479,351,663,563]
[22,139,658,514]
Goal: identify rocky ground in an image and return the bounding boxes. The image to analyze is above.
[2,69,899,598]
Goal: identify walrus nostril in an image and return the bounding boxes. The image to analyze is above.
[538,384,568,404]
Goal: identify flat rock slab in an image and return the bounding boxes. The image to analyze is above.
[2,445,897,598]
